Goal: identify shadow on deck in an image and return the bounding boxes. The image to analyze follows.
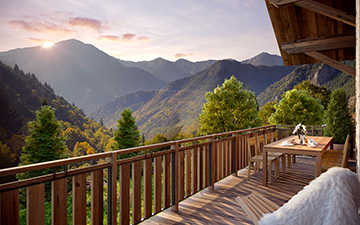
[141,156,318,224]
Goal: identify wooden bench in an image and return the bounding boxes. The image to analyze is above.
[235,191,280,225]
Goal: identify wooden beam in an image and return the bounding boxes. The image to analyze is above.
[282,34,355,54]
[304,51,355,77]
[269,0,299,7]
[295,0,355,27]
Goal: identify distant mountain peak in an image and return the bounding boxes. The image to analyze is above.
[241,52,283,67]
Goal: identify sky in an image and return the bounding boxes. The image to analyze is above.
[0,0,280,62]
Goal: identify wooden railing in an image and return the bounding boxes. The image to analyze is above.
[0,125,325,224]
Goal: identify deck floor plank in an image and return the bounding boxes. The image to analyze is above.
[141,156,317,224]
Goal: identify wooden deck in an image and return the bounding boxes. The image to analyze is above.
[141,156,318,224]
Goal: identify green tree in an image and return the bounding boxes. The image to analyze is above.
[0,141,17,183]
[18,106,69,180]
[199,76,261,135]
[269,89,324,126]
[73,141,93,157]
[111,108,140,158]
[324,89,353,143]
[294,80,331,109]
[259,100,277,125]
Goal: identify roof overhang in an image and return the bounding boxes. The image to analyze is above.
[265,0,356,77]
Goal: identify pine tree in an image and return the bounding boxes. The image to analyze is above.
[18,106,69,180]
[111,108,140,159]
[324,89,353,143]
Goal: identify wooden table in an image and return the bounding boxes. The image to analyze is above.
[263,135,333,186]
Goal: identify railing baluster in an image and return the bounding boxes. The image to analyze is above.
[163,154,171,208]
[209,136,215,190]
[52,178,67,225]
[232,135,237,175]
[107,152,117,225]
[27,183,45,225]
[192,147,198,193]
[185,149,191,197]
[179,150,185,201]
[91,170,103,225]
[0,189,19,225]
[132,161,142,224]
[171,142,178,211]
[120,163,130,225]
[144,157,152,218]
[73,174,86,225]
[205,145,209,187]
[154,156,162,213]
[199,146,203,189]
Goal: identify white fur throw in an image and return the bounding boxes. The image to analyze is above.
[259,167,360,225]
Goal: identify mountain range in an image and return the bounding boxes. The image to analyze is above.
[241,52,283,67]
[91,60,296,138]
[1,39,354,140]
[118,58,217,83]
[0,39,166,114]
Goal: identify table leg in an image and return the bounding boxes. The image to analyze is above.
[315,153,322,177]
[287,154,291,168]
[263,150,268,186]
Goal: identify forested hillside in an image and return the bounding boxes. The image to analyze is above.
[256,61,355,107]
[0,61,113,171]
[94,59,296,139]
[90,90,159,128]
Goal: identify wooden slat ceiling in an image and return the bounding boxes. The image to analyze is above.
[265,0,356,77]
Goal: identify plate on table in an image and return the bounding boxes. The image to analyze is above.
[279,142,294,146]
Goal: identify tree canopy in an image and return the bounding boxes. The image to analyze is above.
[258,100,277,125]
[111,108,141,158]
[199,76,261,135]
[294,80,331,109]
[324,89,353,143]
[269,89,324,126]
[18,105,69,180]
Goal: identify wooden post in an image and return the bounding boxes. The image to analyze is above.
[171,142,179,211]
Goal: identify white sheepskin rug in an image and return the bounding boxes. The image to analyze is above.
[259,167,360,225]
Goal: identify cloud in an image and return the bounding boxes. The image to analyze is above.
[137,36,150,42]
[98,33,138,42]
[28,38,47,42]
[122,33,136,42]
[9,20,74,34]
[98,35,120,41]
[68,17,105,31]
[174,53,194,58]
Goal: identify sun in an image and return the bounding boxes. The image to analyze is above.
[42,42,54,48]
